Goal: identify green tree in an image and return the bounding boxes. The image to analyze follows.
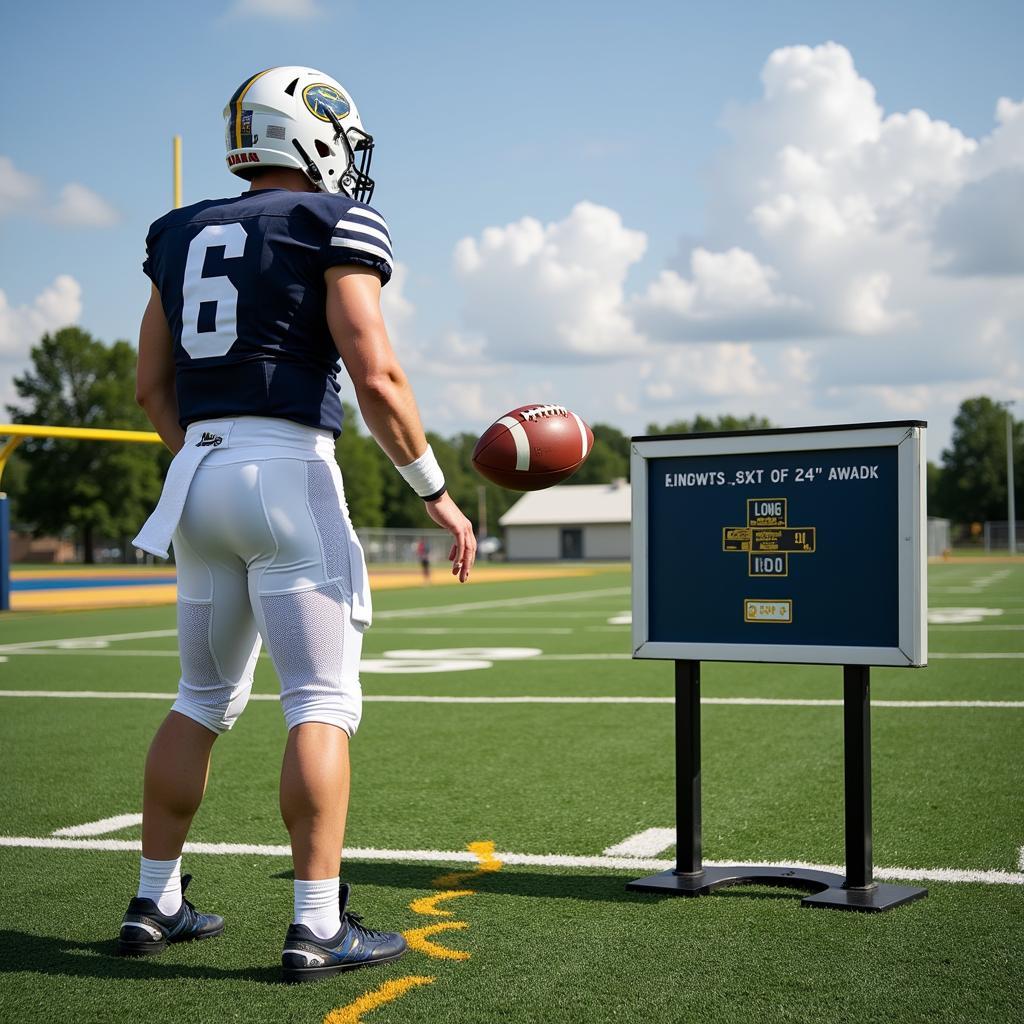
[645,413,775,435]
[335,402,385,527]
[6,327,165,562]
[926,461,944,518]
[938,396,1023,525]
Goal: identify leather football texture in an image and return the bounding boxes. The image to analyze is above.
[472,404,594,491]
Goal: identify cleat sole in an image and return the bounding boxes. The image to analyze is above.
[117,922,224,958]
[281,948,407,984]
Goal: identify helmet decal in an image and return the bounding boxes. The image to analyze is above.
[239,110,257,147]
[228,68,274,149]
[302,83,350,123]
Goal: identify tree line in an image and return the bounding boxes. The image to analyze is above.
[4,329,1021,560]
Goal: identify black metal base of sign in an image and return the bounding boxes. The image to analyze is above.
[627,866,926,912]
[626,660,927,913]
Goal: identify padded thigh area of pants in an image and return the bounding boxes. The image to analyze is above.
[260,581,363,732]
[177,600,222,689]
[305,461,351,584]
[261,583,351,692]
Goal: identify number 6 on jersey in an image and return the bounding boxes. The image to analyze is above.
[181,222,248,358]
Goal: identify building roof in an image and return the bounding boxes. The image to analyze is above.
[499,481,631,527]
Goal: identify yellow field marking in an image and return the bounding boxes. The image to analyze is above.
[10,567,176,578]
[431,840,504,889]
[402,921,471,961]
[370,563,616,591]
[11,585,179,612]
[408,889,476,917]
[8,563,626,611]
[328,840,500,1019]
[322,975,435,1024]
[401,840,504,962]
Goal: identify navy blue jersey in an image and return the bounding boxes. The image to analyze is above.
[143,188,393,437]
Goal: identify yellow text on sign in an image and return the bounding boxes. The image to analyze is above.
[744,599,793,623]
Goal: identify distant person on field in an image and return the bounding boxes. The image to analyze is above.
[417,537,431,582]
[123,66,475,982]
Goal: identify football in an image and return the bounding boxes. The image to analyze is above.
[472,404,594,491]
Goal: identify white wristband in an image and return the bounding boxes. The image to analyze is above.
[396,444,446,501]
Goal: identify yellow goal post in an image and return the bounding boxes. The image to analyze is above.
[0,423,163,610]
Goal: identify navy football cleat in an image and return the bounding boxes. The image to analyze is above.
[281,882,407,983]
[117,874,224,956]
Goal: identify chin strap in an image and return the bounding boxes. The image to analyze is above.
[291,139,323,186]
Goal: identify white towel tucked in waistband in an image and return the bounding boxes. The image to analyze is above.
[133,421,235,559]
[133,417,372,630]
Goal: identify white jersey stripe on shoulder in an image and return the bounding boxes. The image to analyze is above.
[498,416,530,471]
[571,412,589,460]
[330,236,394,268]
[335,216,390,241]
[342,207,388,230]
[333,222,392,250]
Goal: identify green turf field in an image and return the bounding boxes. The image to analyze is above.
[1,562,1021,1023]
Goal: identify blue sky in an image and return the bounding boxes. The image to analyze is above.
[2,0,1022,456]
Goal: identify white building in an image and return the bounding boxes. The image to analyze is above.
[498,480,631,561]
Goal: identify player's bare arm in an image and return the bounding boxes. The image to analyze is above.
[135,283,184,453]
[326,266,477,582]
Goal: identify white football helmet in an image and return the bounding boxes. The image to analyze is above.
[223,66,375,201]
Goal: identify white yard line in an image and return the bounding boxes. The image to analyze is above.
[4,648,1021,662]
[0,833,1019,886]
[445,610,621,618]
[374,586,630,620]
[375,627,575,635]
[0,690,1021,708]
[929,652,1024,659]
[533,653,632,660]
[52,813,143,837]
[0,587,629,655]
[931,625,1024,631]
[603,828,678,857]
[0,649,181,658]
[0,628,178,653]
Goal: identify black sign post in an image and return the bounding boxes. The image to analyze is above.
[626,660,926,910]
[629,423,929,913]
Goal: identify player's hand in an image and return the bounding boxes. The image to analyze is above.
[423,493,476,582]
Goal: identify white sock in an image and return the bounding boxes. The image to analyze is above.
[294,877,341,939]
[138,856,183,916]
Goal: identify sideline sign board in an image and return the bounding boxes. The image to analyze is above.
[631,422,927,667]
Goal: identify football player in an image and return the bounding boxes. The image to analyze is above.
[120,66,476,982]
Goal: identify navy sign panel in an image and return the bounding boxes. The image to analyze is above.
[143,188,394,438]
[631,423,927,667]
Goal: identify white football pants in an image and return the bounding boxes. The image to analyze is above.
[165,418,371,736]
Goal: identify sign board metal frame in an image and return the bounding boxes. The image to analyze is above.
[631,421,927,667]
[626,420,928,912]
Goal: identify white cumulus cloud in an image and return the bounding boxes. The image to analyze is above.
[0,276,82,359]
[415,43,1023,450]
[227,0,321,18]
[49,183,120,228]
[0,275,83,409]
[454,201,647,361]
[0,156,41,215]
[0,155,120,228]
[633,247,811,341]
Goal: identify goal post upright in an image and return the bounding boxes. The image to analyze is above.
[173,134,183,209]
[0,424,162,610]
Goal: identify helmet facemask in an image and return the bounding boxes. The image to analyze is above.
[325,109,375,204]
